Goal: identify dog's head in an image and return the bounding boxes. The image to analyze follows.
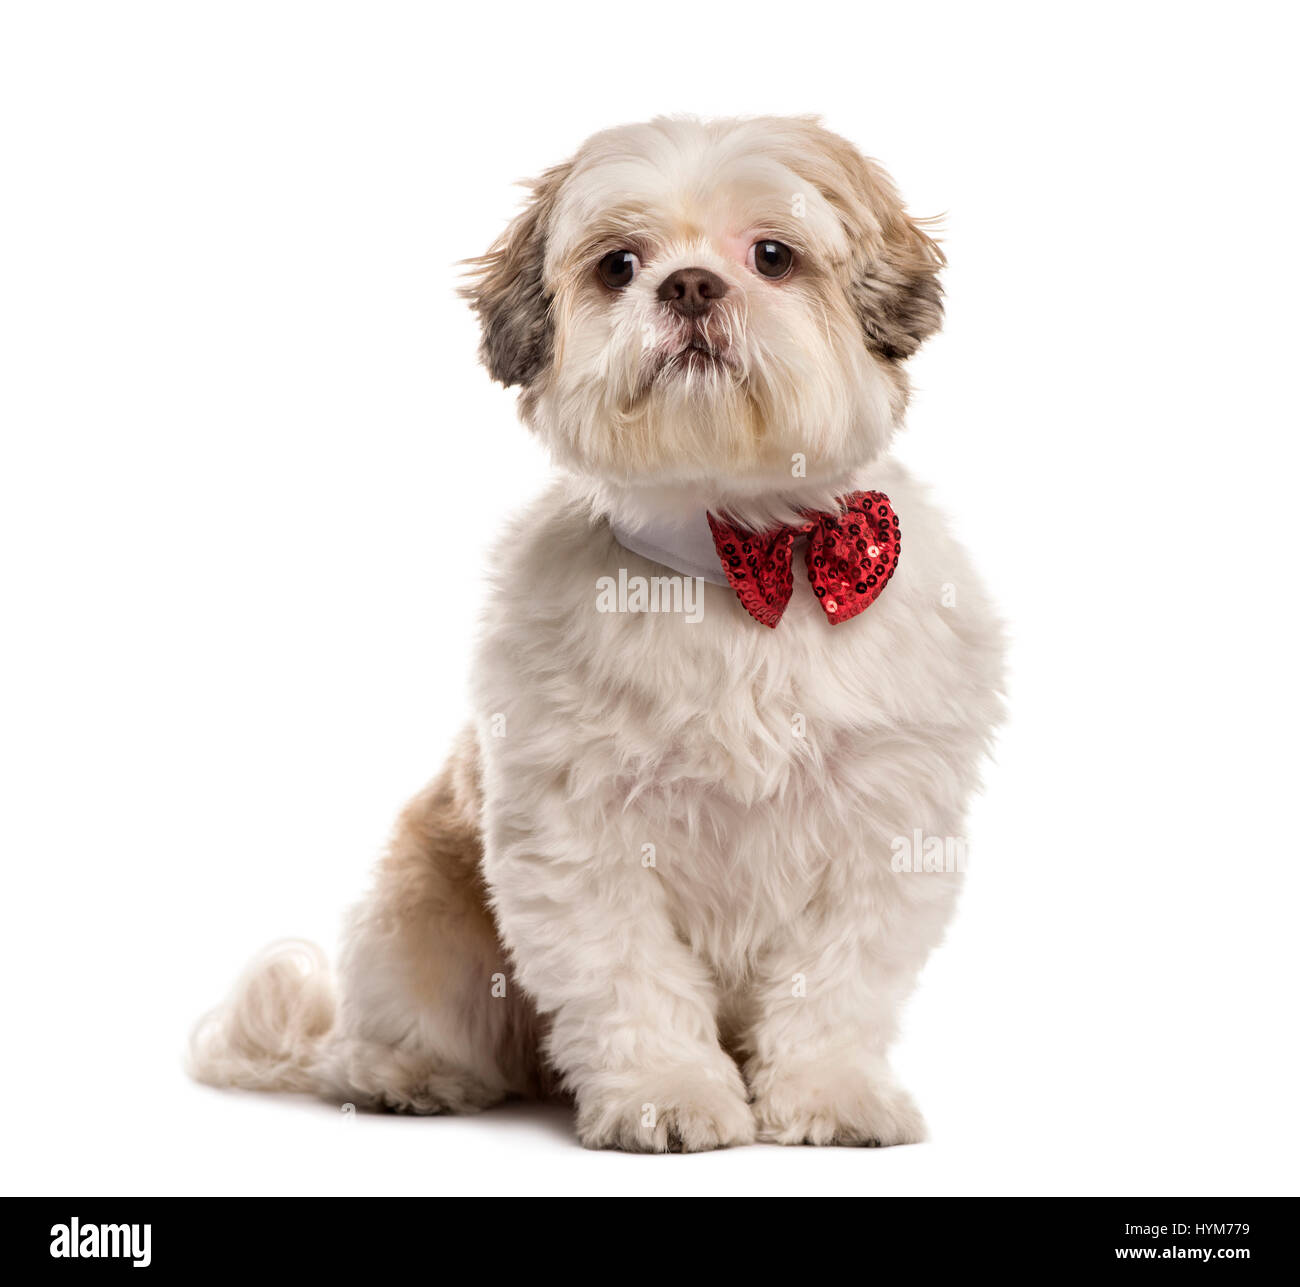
[462,116,942,490]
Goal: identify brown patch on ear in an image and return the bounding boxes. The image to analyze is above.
[790,121,945,361]
[460,161,572,388]
[849,200,945,362]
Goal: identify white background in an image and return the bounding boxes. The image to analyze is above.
[2,1,1297,1197]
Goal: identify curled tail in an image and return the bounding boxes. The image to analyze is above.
[188,939,337,1095]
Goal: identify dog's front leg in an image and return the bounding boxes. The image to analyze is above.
[743,864,960,1147]
[483,814,755,1153]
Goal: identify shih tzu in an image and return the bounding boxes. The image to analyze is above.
[191,115,1004,1151]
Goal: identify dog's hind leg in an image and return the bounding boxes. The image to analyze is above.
[322,726,546,1113]
[190,727,545,1114]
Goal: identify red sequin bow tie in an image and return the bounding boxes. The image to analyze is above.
[706,491,901,628]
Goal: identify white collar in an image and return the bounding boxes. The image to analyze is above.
[595,473,864,584]
[608,511,731,585]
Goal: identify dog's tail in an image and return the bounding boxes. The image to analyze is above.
[187,939,337,1095]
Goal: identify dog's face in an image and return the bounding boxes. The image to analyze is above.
[463,117,942,491]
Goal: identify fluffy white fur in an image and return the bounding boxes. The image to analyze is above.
[191,116,1004,1151]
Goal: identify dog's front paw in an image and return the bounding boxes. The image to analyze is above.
[750,1058,927,1147]
[576,1064,756,1153]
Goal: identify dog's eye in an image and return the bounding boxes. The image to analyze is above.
[597,250,640,289]
[751,240,794,279]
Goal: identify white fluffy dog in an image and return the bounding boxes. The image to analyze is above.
[191,115,1004,1151]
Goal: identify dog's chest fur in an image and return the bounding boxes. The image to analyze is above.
[474,462,1002,981]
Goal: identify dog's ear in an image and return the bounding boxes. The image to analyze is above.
[460,162,572,388]
[794,122,945,362]
[848,186,945,362]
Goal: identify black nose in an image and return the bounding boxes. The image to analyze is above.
[656,267,728,317]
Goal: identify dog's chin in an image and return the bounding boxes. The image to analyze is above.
[529,337,898,490]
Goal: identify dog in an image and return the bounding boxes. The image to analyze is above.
[190,115,1004,1151]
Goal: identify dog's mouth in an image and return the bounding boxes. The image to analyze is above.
[657,338,738,379]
